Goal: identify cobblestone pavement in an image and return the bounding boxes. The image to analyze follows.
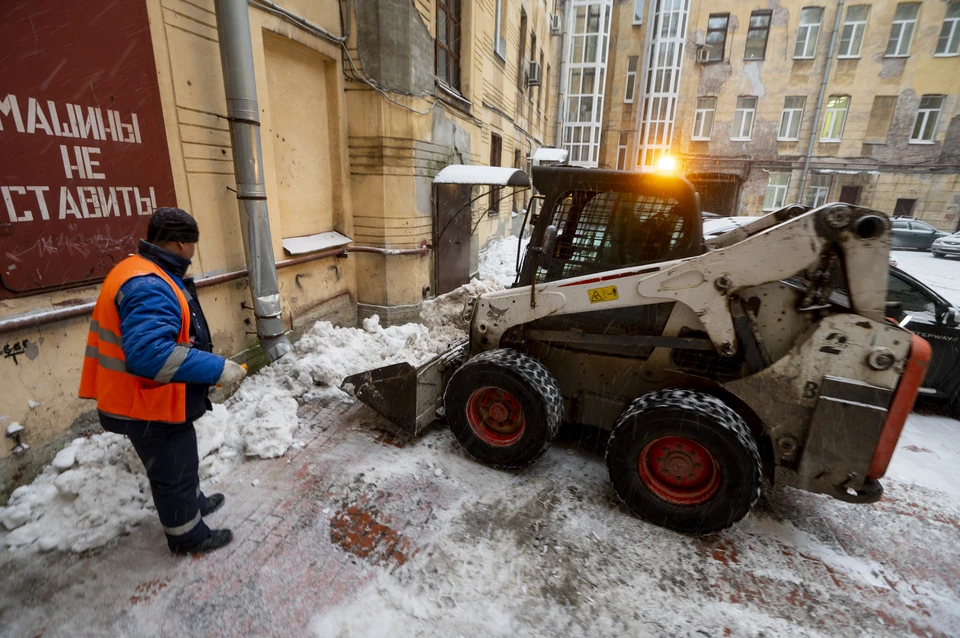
[1,400,958,637]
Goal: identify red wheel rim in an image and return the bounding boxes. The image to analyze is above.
[637,436,722,505]
[465,386,525,447]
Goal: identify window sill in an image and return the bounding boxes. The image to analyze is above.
[730,137,752,142]
[494,50,507,64]
[818,139,842,143]
[700,59,726,65]
[793,56,816,61]
[777,138,800,143]
[691,136,711,142]
[436,81,473,115]
[743,57,765,62]
[883,54,909,59]
[836,55,861,60]
[934,53,959,58]
[908,140,936,145]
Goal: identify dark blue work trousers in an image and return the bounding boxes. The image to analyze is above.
[100,413,212,551]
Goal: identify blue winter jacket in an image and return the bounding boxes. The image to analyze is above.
[115,240,226,421]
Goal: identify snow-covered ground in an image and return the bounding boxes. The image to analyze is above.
[892,249,960,307]
[2,234,959,637]
[0,233,528,553]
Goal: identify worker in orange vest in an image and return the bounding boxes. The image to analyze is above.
[79,208,247,555]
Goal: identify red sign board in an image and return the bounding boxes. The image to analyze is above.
[0,0,177,296]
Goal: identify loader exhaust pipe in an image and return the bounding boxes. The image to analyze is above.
[215,0,292,363]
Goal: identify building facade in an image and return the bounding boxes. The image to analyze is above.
[601,0,960,226]
[0,0,563,489]
[588,0,960,226]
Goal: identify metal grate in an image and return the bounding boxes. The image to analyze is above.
[670,330,743,380]
[537,190,684,283]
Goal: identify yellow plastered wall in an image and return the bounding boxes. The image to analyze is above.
[0,0,356,459]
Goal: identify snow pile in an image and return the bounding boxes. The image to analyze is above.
[477,233,529,288]
[0,435,154,553]
[1,232,526,553]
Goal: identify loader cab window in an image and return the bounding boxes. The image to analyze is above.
[537,189,689,283]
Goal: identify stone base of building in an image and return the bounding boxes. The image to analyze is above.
[357,302,424,327]
[0,410,101,502]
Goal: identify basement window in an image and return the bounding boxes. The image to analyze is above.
[763,174,790,211]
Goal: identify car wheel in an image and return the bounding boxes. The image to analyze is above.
[934,252,946,258]
[605,389,762,534]
[946,392,960,421]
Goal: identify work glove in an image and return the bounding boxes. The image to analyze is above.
[216,360,247,392]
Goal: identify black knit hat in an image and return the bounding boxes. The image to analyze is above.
[147,207,199,243]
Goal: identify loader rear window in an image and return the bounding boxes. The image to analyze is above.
[537,190,690,283]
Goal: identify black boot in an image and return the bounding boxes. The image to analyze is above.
[171,529,234,556]
[200,493,225,517]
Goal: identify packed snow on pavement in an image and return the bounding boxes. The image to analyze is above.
[0,233,527,553]
[1,236,959,637]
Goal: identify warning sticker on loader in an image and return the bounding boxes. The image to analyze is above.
[588,285,619,303]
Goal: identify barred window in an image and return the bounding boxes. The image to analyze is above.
[537,191,689,283]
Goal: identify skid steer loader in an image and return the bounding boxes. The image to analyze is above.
[343,166,931,534]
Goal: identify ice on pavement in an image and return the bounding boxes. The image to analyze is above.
[0,233,526,553]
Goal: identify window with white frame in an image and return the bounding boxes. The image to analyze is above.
[633,0,644,25]
[805,174,832,207]
[794,7,823,58]
[636,0,689,169]
[624,56,639,103]
[911,95,944,143]
[820,96,849,141]
[494,0,508,58]
[778,96,806,141]
[692,97,716,140]
[936,2,960,56]
[764,174,791,210]
[617,132,629,169]
[886,3,919,57]
[731,97,757,140]
[838,5,869,57]
[562,1,612,167]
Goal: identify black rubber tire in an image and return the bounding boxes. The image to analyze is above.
[605,389,762,534]
[934,252,946,258]
[945,392,960,421]
[444,348,563,469]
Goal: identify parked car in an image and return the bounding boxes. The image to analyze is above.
[704,215,897,267]
[702,216,762,239]
[931,232,960,258]
[891,217,948,251]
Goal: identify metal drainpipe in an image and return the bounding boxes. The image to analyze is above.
[215,0,293,362]
[798,0,845,201]
[555,0,570,147]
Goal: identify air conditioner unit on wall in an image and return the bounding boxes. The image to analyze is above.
[527,61,542,86]
[695,45,711,64]
[550,13,562,35]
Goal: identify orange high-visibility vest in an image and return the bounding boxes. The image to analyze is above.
[78,254,192,423]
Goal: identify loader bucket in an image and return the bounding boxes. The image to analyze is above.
[340,339,468,436]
